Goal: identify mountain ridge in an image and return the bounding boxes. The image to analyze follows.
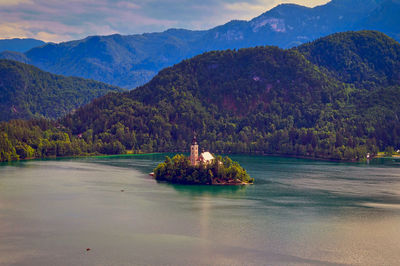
[0,38,45,53]
[1,0,399,89]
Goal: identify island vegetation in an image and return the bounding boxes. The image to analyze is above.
[153,154,254,185]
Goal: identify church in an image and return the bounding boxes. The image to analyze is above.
[190,135,214,166]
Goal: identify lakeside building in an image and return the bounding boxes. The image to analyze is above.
[190,136,214,166]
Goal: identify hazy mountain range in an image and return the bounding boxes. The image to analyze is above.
[0,38,45,53]
[1,0,399,89]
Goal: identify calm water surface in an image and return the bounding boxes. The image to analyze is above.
[1,154,400,265]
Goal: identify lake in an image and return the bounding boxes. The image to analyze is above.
[1,154,400,265]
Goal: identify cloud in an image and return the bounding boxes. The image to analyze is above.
[0,0,176,42]
[0,0,32,6]
[0,0,330,42]
[0,21,81,42]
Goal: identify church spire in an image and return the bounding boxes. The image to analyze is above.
[192,133,198,145]
[190,133,199,166]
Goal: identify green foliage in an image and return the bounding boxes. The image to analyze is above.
[2,31,400,162]
[61,31,400,161]
[0,59,124,121]
[0,132,19,162]
[385,146,394,157]
[0,119,127,162]
[296,31,400,88]
[153,154,253,185]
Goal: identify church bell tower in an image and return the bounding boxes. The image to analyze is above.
[190,135,199,166]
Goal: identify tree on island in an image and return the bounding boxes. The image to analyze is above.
[153,154,254,185]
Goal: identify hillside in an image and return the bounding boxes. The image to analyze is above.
[0,59,123,121]
[59,31,399,161]
[1,0,399,89]
[297,30,400,87]
[0,38,45,53]
[2,30,399,162]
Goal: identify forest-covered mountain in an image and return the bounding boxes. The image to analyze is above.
[1,0,399,89]
[297,30,400,87]
[0,38,45,53]
[0,59,123,121]
[2,30,398,162]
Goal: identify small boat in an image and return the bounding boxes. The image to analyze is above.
[149,172,154,176]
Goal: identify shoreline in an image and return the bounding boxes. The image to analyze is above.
[155,179,253,186]
[375,154,400,159]
[212,181,253,186]
[2,151,399,165]
[0,152,163,164]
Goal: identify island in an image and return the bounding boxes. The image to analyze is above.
[153,136,254,185]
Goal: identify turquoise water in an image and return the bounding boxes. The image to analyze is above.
[1,154,400,265]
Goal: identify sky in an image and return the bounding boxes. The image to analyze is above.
[0,0,330,43]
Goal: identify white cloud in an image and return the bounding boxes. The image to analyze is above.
[0,23,29,39]
[0,0,32,6]
[34,31,67,43]
[0,21,78,42]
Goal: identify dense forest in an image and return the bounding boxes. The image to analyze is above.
[1,31,400,162]
[297,30,400,87]
[153,154,254,185]
[0,59,123,121]
[0,119,126,162]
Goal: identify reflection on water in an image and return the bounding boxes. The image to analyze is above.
[1,154,400,265]
[170,183,248,196]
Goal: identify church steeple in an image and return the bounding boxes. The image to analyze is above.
[192,135,198,145]
[190,134,198,166]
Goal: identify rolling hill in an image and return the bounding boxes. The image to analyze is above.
[297,30,400,87]
[0,59,123,121]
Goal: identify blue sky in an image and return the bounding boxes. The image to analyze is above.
[0,0,329,42]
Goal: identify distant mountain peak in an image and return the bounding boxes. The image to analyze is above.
[0,38,45,53]
[251,17,287,33]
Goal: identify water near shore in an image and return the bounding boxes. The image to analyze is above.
[1,154,400,265]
